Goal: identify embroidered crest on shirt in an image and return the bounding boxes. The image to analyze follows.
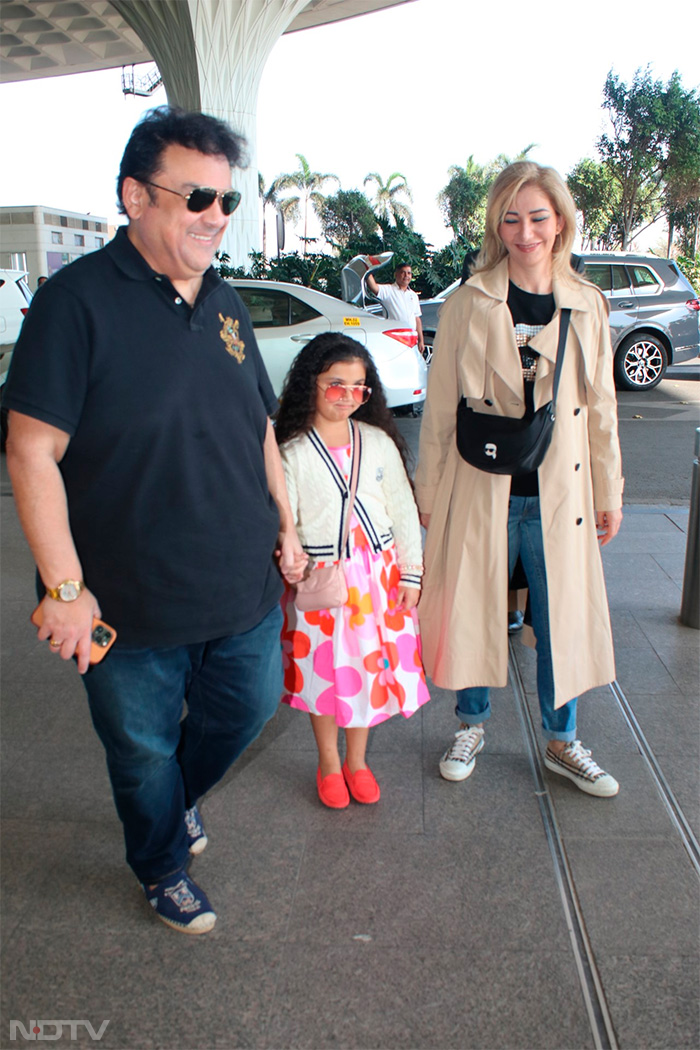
[218,314,245,363]
[514,323,544,381]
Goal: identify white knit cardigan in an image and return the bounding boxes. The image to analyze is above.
[280,420,423,588]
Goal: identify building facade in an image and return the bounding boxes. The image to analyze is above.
[0,206,109,291]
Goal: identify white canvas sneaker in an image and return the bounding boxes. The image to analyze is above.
[544,740,619,797]
[439,724,485,782]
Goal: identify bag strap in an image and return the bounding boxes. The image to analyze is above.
[339,421,360,558]
[551,308,571,406]
[458,307,572,405]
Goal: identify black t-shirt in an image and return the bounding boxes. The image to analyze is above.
[3,227,283,646]
[506,281,555,497]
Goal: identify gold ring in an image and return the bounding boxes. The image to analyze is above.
[49,640,62,648]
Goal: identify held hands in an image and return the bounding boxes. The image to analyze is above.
[276,529,309,584]
[596,508,623,546]
[396,586,420,612]
[34,589,101,675]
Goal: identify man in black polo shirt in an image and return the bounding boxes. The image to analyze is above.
[4,107,305,935]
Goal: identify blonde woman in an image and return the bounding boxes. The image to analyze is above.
[416,161,623,797]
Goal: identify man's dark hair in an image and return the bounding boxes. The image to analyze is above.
[116,106,247,214]
[394,262,411,273]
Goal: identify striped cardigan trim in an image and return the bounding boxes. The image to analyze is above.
[287,422,423,574]
[307,424,388,559]
[400,573,423,588]
[308,421,367,560]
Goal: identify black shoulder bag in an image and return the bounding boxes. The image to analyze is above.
[456,308,571,476]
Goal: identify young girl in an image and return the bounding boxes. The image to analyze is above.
[276,332,429,809]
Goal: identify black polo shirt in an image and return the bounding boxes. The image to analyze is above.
[4,226,283,646]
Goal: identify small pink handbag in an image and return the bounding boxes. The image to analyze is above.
[294,427,360,613]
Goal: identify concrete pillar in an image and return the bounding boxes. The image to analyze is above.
[112,0,310,266]
[111,1,201,110]
[186,0,311,265]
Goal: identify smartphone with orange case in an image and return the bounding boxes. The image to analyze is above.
[30,605,117,664]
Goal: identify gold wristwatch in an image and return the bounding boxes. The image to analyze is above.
[45,579,85,602]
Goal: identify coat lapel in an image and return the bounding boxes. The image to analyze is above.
[528,275,607,406]
[465,261,523,401]
[463,263,608,404]
[531,277,594,361]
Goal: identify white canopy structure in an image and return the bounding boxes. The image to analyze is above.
[1,0,414,262]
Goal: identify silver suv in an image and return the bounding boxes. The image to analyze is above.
[419,254,699,390]
[572,253,699,390]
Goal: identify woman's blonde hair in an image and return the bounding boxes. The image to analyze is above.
[473,161,580,282]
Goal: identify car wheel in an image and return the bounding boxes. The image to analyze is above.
[422,334,434,367]
[614,333,668,391]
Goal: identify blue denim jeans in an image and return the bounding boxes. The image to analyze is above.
[456,496,577,742]
[82,605,283,883]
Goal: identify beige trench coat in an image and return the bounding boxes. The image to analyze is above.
[415,260,624,707]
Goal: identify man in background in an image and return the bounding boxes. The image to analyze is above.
[367,261,424,358]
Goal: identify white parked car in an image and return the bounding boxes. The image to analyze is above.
[0,268,32,388]
[228,279,427,410]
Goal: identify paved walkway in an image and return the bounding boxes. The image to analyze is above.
[1,451,698,1049]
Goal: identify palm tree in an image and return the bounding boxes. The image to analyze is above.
[436,147,537,244]
[275,154,339,255]
[258,173,299,261]
[363,171,413,226]
[437,156,492,243]
[491,143,537,173]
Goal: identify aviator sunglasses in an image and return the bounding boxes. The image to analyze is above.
[318,381,372,404]
[143,180,242,216]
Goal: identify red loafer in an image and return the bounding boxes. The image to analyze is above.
[342,761,381,804]
[316,767,350,809]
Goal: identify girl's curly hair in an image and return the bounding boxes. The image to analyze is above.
[274,332,413,472]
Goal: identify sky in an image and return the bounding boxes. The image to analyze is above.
[0,0,698,255]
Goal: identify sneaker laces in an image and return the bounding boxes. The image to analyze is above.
[446,725,482,761]
[560,740,605,780]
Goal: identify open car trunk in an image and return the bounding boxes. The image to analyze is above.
[340,252,394,317]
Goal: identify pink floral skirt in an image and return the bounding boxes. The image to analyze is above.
[281,526,430,728]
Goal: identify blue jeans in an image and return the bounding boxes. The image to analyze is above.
[456,496,577,742]
[82,605,283,883]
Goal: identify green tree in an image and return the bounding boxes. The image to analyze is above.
[363,171,413,226]
[677,250,700,293]
[567,158,621,248]
[258,173,299,261]
[425,239,469,295]
[318,189,380,252]
[266,252,343,296]
[662,75,700,255]
[378,218,432,296]
[491,144,537,172]
[674,200,700,260]
[275,153,340,256]
[436,155,491,245]
[436,146,534,247]
[597,67,700,248]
